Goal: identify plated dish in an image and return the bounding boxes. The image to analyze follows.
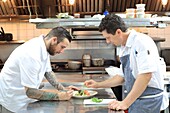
[73,90,98,99]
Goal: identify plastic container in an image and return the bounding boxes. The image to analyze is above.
[74,13,80,18]
[126,8,136,13]
[126,13,135,18]
[136,4,146,9]
[145,14,152,18]
[136,12,145,18]
[136,8,145,13]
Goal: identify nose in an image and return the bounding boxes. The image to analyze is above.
[106,39,110,44]
[60,49,65,53]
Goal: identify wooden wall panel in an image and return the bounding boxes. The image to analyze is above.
[0,0,170,18]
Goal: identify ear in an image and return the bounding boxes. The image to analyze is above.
[116,29,122,35]
[51,37,58,44]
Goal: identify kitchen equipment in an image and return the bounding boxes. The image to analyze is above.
[71,28,105,40]
[92,58,104,67]
[0,27,13,41]
[82,53,91,67]
[67,61,82,70]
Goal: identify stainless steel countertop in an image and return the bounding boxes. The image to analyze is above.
[17,82,124,113]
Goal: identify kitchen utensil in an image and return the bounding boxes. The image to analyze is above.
[0,27,13,41]
[1,27,5,34]
[82,53,91,67]
[4,33,13,41]
[92,58,104,67]
[67,61,82,70]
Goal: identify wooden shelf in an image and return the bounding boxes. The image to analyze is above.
[0,40,25,44]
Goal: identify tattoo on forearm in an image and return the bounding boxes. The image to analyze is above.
[26,88,59,100]
[45,71,64,90]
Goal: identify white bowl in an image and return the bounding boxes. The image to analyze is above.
[136,12,145,18]
[126,13,135,18]
[126,8,136,13]
[136,8,145,13]
[136,4,146,9]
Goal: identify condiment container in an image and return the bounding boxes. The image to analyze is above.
[82,53,91,67]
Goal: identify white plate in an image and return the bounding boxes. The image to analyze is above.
[73,90,98,99]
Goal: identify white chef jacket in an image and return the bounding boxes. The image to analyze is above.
[0,35,52,112]
[119,30,169,110]
[119,30,164,90]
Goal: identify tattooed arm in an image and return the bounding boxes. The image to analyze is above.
[44,71,65,90]
[25,87,73,100]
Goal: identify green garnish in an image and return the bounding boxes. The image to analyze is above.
[91,97,103,103]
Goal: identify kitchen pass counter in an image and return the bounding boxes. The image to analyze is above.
[17,82,124,113]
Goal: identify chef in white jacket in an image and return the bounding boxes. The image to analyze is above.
[85,14,169,113]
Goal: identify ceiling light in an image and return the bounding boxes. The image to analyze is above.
[69,0,75,5]
[162,0,168,7]
[2,0,7,2]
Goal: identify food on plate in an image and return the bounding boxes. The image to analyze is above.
[91,97,103,103]
[75,90,90,96]
[73,90,98,98]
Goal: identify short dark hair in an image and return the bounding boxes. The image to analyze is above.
[45,27,72,43]
[99,14,128,35]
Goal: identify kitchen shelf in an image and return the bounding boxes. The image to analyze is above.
[29,18,154,29]
[0,40,25,44]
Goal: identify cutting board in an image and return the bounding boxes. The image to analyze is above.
[84,99,116,105]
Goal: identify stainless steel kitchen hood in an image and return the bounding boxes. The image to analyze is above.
[71,27,105,40]
[29,18,153,29]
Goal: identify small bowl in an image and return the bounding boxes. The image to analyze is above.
[136,12,145,18]
[136,4,146,9]
[126,13,135,18]
[126,8,135,13]
[92,58,104,67]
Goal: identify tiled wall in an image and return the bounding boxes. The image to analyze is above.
[148,26,170,47]
[0,22,170,62]
[0,22,115,49]
[0,22,50,41]
[1,22,170,47]
[1,22,170,48]
[0,22,115,62]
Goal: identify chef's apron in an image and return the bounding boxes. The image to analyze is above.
[120,54,163,113]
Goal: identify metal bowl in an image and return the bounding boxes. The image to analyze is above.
[67,61,82,70]
[92,58,104,67]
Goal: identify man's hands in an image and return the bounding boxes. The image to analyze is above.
[58,90,74,100]
[58,85,79,100]
[84,79,98,88]
[108,100,128,111]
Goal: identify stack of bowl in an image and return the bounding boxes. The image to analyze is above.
[136,4,145,18]
[126,8,136,18]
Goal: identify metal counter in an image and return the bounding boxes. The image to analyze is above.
[17,82,124,113]
[29,18,152,29]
